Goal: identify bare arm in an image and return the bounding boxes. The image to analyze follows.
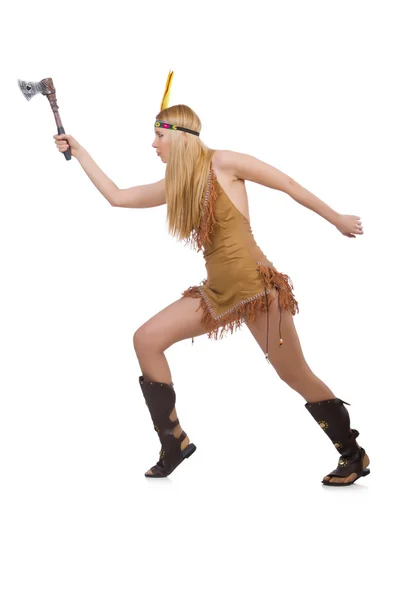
[287,181,340,226]
[75,148,166,209]
[114,178,166,208]
[219,150,341,226]
[76,147,119,206]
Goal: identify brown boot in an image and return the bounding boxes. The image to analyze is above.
[305,398,370,486]
[139,375,196,478]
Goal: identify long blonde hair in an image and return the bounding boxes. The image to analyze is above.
[155,104,214,244]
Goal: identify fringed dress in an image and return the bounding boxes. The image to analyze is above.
[181,149,299,362]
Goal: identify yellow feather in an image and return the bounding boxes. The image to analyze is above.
[161,70,174,110]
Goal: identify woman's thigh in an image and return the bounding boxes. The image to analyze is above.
[245,291,310,382]
[133,296,209,352]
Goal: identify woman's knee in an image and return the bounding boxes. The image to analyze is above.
[133,324,162,355]
[273,358,311,386]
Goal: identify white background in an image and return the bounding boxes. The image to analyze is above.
[1,0,396,598]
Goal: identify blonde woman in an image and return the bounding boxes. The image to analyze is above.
[54,102,369,486]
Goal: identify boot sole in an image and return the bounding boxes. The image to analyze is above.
[322,451,370,486]
[144,443,197,478]
[322,467,370,486]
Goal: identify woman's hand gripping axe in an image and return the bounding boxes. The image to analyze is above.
[17,77,71,161]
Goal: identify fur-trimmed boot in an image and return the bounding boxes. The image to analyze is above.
[305,398,370,486]
[139,375,197,478]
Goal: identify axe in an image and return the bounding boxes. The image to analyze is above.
[18,77,71,161]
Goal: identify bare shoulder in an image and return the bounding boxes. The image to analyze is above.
[212,149,294,193]
[212,149,239,181]
[211,150,242,192]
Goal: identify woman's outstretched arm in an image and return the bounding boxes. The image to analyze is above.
[218,150,341,226]
[76,147,119,207]
[76,148,166,209]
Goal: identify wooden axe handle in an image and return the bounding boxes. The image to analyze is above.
[42,78,71,161]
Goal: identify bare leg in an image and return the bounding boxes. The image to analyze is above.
[245,291,356,484]
[133,296,210,475]
[245,291,336,402]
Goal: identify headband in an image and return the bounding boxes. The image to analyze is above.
[154,70,200,137]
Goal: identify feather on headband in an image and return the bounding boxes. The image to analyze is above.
[154,70,200,137]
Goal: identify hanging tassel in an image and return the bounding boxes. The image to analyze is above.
[265,291,271,364]
[278,292,283,347]
[265,289,283,363]
[161,70,174,111]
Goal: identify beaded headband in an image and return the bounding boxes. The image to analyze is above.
[154,70,200,137]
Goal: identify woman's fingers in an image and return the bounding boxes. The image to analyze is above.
[54,138,69,150]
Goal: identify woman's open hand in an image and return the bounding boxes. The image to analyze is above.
[334,214,364,238]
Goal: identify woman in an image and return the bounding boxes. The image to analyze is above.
[53,73,369,486]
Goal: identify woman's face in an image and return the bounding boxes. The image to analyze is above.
[152,127,170,163]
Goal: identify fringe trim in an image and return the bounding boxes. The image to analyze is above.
[182,263,299,352]
[183,168,218,253]
[255,262,300,317]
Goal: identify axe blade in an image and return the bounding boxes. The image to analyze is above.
[17,79,48,101]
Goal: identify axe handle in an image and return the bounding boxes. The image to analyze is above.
[57,126,72,161]
[44,85,71,161]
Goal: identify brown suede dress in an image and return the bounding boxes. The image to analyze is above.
[181,149,299,362]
